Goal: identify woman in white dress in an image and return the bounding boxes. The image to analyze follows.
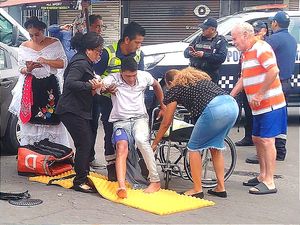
[9,17,69,147]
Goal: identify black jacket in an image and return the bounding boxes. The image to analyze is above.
[184,34,228,82]
[56,52,94,120]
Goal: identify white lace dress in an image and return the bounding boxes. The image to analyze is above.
[9,40,70,147]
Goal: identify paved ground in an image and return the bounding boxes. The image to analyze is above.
[0,108,299,224]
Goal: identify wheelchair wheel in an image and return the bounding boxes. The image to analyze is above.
[158,142,190,180]
[184,136,237,188]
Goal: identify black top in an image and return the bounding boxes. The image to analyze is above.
[56,52,94,120]
[164,80,227,119]
[183,34,228,81]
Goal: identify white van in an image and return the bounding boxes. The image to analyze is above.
[0,8,29,154]
[0,8,29,46]
[142,9,300,107]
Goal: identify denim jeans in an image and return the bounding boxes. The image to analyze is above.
[113,116,160,182]
[188,95,239,151]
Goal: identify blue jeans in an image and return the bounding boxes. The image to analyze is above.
[188,95,239,151]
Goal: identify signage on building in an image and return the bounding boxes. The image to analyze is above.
[194,5,211,17]
[24,1,78,10]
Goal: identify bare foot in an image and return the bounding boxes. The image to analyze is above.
[116,187,127,198]
[214,185,225,192]
[144,182,161,193]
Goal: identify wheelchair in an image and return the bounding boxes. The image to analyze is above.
[151,106,237,189]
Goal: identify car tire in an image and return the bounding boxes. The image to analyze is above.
[3,113,20,155]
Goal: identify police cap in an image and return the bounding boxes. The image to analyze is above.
[200,18,218,30]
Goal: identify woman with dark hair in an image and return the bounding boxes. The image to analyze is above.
[9,16,69,146]
[56,32,104,193]
[151,67,239,199]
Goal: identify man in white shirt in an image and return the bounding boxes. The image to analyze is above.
[101,56,166,198]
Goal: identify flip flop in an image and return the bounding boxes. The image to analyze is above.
[243,177,260,186]
[249,182,277,195]
[116,188,127,199]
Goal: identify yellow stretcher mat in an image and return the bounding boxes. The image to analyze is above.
[29,171,215,215]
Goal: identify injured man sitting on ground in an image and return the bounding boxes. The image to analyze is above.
[90,56,166,198]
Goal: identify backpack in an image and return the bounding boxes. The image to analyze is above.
[17,139,74,176]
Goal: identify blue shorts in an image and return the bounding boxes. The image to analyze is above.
[112,128,128,145]
[252,107,287,138]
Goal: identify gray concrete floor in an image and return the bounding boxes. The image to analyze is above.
[0,108,299,224]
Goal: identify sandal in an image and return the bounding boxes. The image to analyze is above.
[243,177,260,186]
[249,182,277,195]
[73,183,97,193]
[116,187,127,199]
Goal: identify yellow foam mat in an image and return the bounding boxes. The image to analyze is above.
[29,170,108,189]
[30,171,214,215]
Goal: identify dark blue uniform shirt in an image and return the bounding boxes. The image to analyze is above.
[266,28,297,80]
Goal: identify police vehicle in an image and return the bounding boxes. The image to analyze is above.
[142,5,300,107]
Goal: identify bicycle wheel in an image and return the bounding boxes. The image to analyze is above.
[164,170,171,189]
[158,142,189,180]
[184,136,237,188]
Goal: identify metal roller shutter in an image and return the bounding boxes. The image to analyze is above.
[58,1,121,45]
[128,1,221,45]
[91,1,121,45]
[288,0,299,10]
[58,10,79,25]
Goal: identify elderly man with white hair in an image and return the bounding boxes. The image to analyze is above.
[230,22,287,195]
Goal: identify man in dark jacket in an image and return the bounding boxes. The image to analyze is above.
[184,17,228,83]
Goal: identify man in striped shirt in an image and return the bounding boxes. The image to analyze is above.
[230,22,287,195]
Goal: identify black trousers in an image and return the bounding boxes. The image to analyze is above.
[275,79,291,160]
[241,91,253,139]
[91,95,115,164]
[59,113,93,186]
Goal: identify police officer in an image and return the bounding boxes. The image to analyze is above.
[93,21,145,181]
[184,17,228,83]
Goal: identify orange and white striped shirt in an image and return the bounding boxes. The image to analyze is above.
[241,40,286,115]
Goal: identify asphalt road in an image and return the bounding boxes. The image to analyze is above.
[0,108,299,224]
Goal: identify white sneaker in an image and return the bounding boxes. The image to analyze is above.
[89,159,106,169]
[89,166,96,172]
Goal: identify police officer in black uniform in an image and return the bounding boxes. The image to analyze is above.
[184,17,228,83]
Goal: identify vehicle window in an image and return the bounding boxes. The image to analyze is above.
[0,48,6,70]
[289,17,300,43]
[0,14,13,45]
